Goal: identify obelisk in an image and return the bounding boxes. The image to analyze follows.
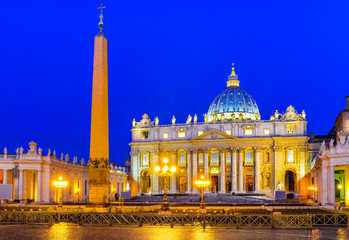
[88,4,110,205]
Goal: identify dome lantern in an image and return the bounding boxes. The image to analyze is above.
[207,64,260,122]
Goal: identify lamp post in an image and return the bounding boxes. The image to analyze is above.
[155,157,176,211]
[195,175,210,210]
[53,176,67,207]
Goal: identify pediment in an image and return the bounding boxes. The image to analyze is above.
[192,129,236,141]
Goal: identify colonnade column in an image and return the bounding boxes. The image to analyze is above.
[19,170,23,200]
[192,150,198,192]
[37,169,42,202]
[220,149,226,193]
[329,165,335,204]
[171,151,177,192]
[231,148,237,192]
[3,169,7,185]
[187,150,192,192]
[238,148,244,192]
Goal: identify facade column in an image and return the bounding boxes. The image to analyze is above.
[219,149,226,193]
[37,169,42,202]
[238,148,244,192]
[152,151,159,194]
[329,165,335,204]
[231,148,237,192]
[19,170,23,200]
[3,169,7,185]
[187,150,192,192]
[273,146,282,192]
[254,147,261,192]
[204,149,209,177]
[192,150,198,192]
[171,151,177,193]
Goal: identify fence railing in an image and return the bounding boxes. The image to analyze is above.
[0,212,348,229]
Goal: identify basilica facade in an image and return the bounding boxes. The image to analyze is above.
[130,66,311,197]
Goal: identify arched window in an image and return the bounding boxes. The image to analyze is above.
[212,153,218,164]
[288,151,294,163]
[180,154,185,164]
[246,152,252,163]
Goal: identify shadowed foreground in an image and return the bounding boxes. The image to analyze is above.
[0,224,349,240]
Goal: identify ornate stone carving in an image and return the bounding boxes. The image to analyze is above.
[19,147,23,155]
[47,148,51,157]
[329,139,334,149]
[65,154,69,161]
[279,106,304,121]
[186,114,192,124]
[221,113,225,121]
[211,131,217,139]
[132,118,136,127]
[337,130,347,146]
[203,113,208,123]
[194,114,197,124]
[88,157,109,169]
[4,147,7,155]
[155,116,159,126]
[38,147,42,156]
[172,115,176,125]
[81,158,85,165]
[28,142,37,155]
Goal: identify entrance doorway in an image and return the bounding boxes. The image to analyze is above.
[245,175,253,192]
[211,176,218,193]
[285,170,295,192]
[179,177,186,193]
[141,170,151,193]
[226,181,232,192]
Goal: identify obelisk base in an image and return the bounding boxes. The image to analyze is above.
[88,168,110,206]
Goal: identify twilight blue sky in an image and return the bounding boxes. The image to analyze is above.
[1,0,348,165]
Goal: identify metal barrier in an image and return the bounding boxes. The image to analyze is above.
[0,212,348,228]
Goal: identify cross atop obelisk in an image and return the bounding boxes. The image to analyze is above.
[97,3,106,32]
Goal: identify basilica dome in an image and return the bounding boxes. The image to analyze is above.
[207,65,260,122]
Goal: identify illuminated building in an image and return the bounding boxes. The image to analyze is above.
[0,141,127,203]
[308,96,349,206]
[130,65,310,197]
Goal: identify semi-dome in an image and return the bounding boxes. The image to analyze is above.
[207,64,260,122]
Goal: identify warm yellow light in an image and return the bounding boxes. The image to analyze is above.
[338,184,343,189]
[155,166,160,172]
[53,177,67,188]
[163,157,168,164]
[163,165,169,172]
[170,166,176,173]
[78,188,80,192]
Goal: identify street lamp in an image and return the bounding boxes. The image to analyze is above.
[155,157,176,211]
[195,175,210,210]
[53,176,68,207]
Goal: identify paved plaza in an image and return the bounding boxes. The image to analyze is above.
[0,224,348,240]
